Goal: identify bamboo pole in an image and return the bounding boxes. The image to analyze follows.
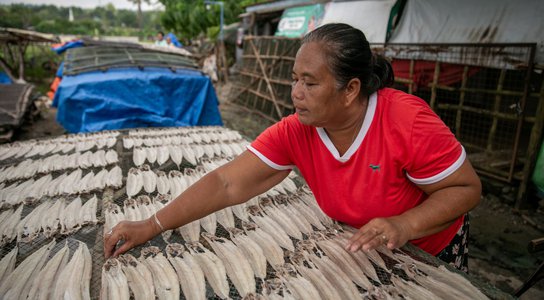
[249,39,284,120]
[455,66,469,137]
[430,61,440,109]
[486,68,507,152]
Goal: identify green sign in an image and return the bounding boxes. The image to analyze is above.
[275,4,325,38]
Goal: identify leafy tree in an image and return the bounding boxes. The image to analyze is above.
[127,0,151,34]
[158,0,267,41]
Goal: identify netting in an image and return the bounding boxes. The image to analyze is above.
[0,127,510,299]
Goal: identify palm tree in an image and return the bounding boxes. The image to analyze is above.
[127,0,151,33]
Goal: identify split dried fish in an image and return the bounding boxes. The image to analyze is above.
[118,254,155,300]
[216,206,235,229]
[316,238,373,290]
[0,240,55,299]
[0,205,23,246]
[244,222,285,269]
[53,241,92,300]
[27,241,70,300]
[126,167,143,198]
[141,164,157,194]
[166,243,206,300]
[133,147,146,166]
[250,214,294,251]
[0,246,17,283]
[229,228,267,280]
[177,219,201,243]
[101,258,130,300]
[308,254,362,299]
[140,246,180,300]
[187,242,230,299]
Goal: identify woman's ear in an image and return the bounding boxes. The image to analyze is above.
[344,78,361,106]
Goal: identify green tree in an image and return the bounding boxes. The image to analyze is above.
[127,0,151,34]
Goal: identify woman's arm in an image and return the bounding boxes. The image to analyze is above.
[346,158,481,252]
[104,151,289,258]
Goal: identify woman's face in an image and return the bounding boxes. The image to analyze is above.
[291,42,346,127]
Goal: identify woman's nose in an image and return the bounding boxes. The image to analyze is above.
[291,81,304,101]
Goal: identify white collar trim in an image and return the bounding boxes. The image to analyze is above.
[316,92,377,163]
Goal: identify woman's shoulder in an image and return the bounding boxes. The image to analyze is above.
[378,88,429,109]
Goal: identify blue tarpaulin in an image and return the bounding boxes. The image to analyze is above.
[53,67,223,133]
[52,40,84,54]
[0,71,11,84]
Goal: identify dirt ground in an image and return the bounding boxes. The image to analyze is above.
[9,82,544,299]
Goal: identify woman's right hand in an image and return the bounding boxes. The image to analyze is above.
[103,217,162,258]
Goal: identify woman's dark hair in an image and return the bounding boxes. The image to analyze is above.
[302,23,394,97]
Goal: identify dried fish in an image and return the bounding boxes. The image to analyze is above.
[118,254,155,300]
[27,242,70,300]
[177,219,200,243]
[141,164,157,193]
[0,246,17,283]
[200,211,217,235]
[295,264,342,300]
[262,203,303,239]
[283,274,322,300]
[146,147,158,164]
[168,145,182,166]
[155,171,170,195]
[250,214,294,251]
[61,197,83,235]
[187,242,229,299]
[101,259,130,300]
[244,223,285,269]
[316,238,374,290]
[133,147,146,166]
[229,228,267,279]
[330,237,381,283]
[166,243,206,300]
[0,205,23,246]
[0,240,55,299]
[80,194,98,225]
[126,167,143,198]
[308,254,362,299]
[140,246,180,300]
[216,206,235,229]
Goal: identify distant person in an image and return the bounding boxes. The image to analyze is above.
[155,31,167,47]
[165,36,176,48]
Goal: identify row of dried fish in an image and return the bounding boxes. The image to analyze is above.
[0,239,92,300]
[0,195,98,246]
[0,149,119,183]
[123,129,243,149]
[0,166,122,209]
[125,162,297,200]
[128,125,230,137]
[0,132,118,162]
[131,141,248,167]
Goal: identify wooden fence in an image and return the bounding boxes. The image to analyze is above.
[228,36,544,208]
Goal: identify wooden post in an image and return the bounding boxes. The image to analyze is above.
[430,61,440,110]
[487,68,506,152]
[455,66,469,138]
[408,59,414,94]
[516,75,544,208]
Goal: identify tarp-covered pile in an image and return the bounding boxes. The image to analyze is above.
[52,45,222,133]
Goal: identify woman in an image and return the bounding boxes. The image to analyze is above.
[104,23,481,272]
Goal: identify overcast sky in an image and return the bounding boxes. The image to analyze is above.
[0,0,164,10]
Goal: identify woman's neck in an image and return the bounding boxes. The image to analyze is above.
[324,100,368,156]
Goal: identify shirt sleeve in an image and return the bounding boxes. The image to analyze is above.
[405,106,465,185]
[248,116,296,170]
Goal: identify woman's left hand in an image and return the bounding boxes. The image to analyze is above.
[345,216,413,252]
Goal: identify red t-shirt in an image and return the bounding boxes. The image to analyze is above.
[248,88,465,255]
